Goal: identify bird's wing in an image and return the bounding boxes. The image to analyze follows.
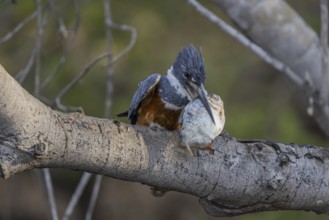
[178,100,198,133]
[178,105,186,126]
[128,73,161,124]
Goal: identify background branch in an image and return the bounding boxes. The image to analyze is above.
[320,0,329,107]
[62,173,92,220]
[0,10,37,45]
[40,0,80,91]
[84,0,114,218]
[188,0,304,87]
[43,168,59,220]
[191,0,329,136]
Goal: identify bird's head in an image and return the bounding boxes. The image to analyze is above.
[172,45,215,124]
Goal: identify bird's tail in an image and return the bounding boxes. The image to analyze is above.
[116,111,128,117]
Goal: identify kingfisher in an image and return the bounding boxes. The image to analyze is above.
[179,93,225,155]
[117,45,215,131]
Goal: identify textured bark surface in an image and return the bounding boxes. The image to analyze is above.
[1,65,329,217]
[212,0,329,136]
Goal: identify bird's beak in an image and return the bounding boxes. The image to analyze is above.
[197,84,216,124]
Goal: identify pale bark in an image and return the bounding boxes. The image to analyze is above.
[1,65,329,217]
[211,0,329,136]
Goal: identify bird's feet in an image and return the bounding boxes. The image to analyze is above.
[177,144,195,156]
[178,144,215,156]
[199,142,214,155]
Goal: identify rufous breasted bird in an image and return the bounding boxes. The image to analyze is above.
[179,93,225,155]
[118,45,215,131]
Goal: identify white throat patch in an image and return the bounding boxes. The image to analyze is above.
[166,67,192,101]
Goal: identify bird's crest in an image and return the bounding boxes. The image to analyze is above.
[173,44,205,84]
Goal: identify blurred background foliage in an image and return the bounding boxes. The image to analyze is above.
[0,0,328,219]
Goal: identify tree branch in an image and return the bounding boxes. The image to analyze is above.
[1,65,329,217]
[42,168,59,220]
[188,0,304,87]
[210,0,319,86]
[321,0,329,107]
[0,10,38,45]
[190,0,329,136]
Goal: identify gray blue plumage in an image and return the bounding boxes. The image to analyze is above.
[158,76,190,108]
[179,93,225,155]
[120,44,215,127]
[128,73,161,124]
[172,45,205,87]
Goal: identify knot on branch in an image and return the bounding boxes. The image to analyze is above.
[199,197,271,217]
[33,142,48,158]
[16,132,50,159]
[200,197,232,217]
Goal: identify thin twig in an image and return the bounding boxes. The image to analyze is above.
[43,169,59,220]
[103,0,114,118]
[85,175,103,220]
[106,23,137,65]
[188,0,304,87]
[15,4,48,84]
[54,50,113,111]
[48,0,68,38]
[62,172,93,220]
[85,0,113,218]
[15,48,37,83]
[34,0,43,96]
[0,10,38,45]
[53,2,112,112]
[320,0,329,105]
[84,1,114,218]
[33,2,59,220]
[37,94,53,105]
[5,5,39,84]
[40,0,80,90]
[54,15,136,112]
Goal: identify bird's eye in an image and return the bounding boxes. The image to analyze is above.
[183,72,191,79]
